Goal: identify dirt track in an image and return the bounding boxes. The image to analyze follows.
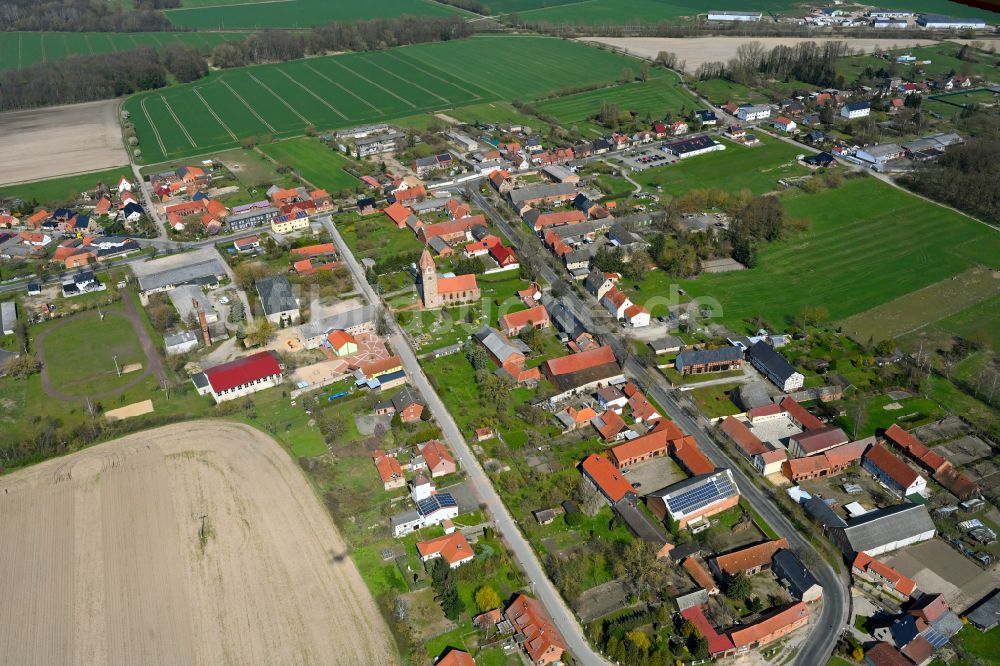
[0,99,128,186]
[582,36,940,73]
[0,420,397,665]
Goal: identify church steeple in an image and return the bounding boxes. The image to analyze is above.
[419,249,438,308]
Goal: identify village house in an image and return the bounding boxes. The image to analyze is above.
[374,386,426,423]
[417,531,474,569]
[373,450,406,490]
[419,250,480,309]
[646,469,740,529]
[852,552,917,599]
[504,594,565,665]
[788,426,850,458]
[581,453,636,505]
[675,346,743,375]
[499,304,549,337]
[863,444,927,498]
[542,345,623,402]
[712,538,789,577]
[421,439,456,477]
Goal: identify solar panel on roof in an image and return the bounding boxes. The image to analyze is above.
[665,475,735,516]
[922,628,947,649]
[417,493,457,516]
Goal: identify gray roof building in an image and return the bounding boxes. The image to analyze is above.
[136,258,226,293]
[675,346,743,370]
[649,336,685,355]
[966,588,1000,631]
[474,326,528,365]
[164,330,199,353]
[256,275,299,320]
[831,503,936,557]
[803,496,848,531]
[772,549,822,601]
[1,301,16,335]
[747,340,802,390]
[508,182,577,207]
[545,302,586,340]
[299,306,374,343]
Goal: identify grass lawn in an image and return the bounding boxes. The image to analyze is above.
[40,307,146,397]
[259,137,361,193]
[833,393,945,439]
[739,498,780,540]
[338,211,425,265]
[954,625,1000,666]
[921,374,998,436]
[0,167,132,206]
[634,135,809,197]
[687,382,741,418]
[445,101,538,128]
[535,73,699,134]
[827,658,856,666]
[662,366,743,386]
[676,177,1000,331]
[691,78,769,106]
[937,293,1000,352]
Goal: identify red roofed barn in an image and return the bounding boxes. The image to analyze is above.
[195,351,282,403]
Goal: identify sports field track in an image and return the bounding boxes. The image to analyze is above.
[124,36,655,163]
[0,31,248,72]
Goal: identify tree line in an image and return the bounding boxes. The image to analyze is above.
[210,16,473,68]
[0,0,173,31]
[695,40,853,89]
[900,139,1000,226]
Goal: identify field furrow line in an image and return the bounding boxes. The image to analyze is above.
[193,87,238,142]
[63,33,69,58]
[148,33,164,47]
[275,69,348,120]
[246,71,315,125]
[330,59,415,108]
[128,34,140,50]
[104,33,117,53]
[17,32,22,69]
[140,97,168,158]
[40,33,46,63]
[83,33,95,56]
[358,55,450,105]
[160,95,197,148]
[382,51,482,99]
[194,33,212,49]
[302,63,383,115]
[219,77,277,133]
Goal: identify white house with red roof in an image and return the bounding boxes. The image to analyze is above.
[600,286,633,320]
[193,351,282,403]
[116,176,133,194]
[417,531,475,569]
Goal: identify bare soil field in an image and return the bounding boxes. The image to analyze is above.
[582,37,939,73]
[0,99,129,186]
[0,420,397,665]
[884,539,999,612]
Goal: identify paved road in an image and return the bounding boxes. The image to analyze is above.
[471,188,850,666]
[319,215,611,666]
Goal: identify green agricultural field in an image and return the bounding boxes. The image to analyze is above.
[535,73,699,134]
[937,294,1000,351]
[634,135,809,197]
[672,177,1000,331]
[259,138,360,192]
[165,0,468,29]
[836,41,999,85]
[123,35,660,163]
[0,167,132,205]
[690,78,769,106]
[0,31,248,72]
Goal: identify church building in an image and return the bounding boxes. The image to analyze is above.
[419,249,480,309]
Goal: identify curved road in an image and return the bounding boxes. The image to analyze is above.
[470,188,850,666]
[320,214,612,666]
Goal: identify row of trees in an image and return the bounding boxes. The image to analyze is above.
[900,139,1000,225]
[0,0,173,31]
[695,40,853,90]
[211,16,473,68]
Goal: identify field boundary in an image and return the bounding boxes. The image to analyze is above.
[361,55,451,105]
[160,95,197,148]
[302,62,383,114]
[219,77,278,133]
[331,59,416,108]
[276,69,349,120]
[246,71,314,125]
[139,97,169,157]
[382,51,482,99]
[193,87,239,141]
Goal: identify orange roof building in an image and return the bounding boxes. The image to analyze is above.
[729,602,809,650]
[372,450,405,490]
[436,649,475,666]
[672,435,715,476]
[383,201,414,228]
[780,397,824,431]
[592,409,629,442]
[421,439,456,478]
[720,417,770,458]
[25,210,49,228]
[883,423,949,474]
[504,594,565,665]
[580,453,635,504]
[417,532,474,569]
[852,552,917,598]
[542,346,621,394]
[713,538,788,576]
[683,557,719,594]
[499,305,550,336]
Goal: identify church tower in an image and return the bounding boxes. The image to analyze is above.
[419,249,439,308]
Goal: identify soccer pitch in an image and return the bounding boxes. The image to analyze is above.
[123,36,656,163]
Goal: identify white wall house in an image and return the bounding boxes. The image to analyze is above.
[193,351,283,403]
[841,102,871,119]
[737,105,771,122]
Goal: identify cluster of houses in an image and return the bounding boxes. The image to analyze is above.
[852,132,965,170]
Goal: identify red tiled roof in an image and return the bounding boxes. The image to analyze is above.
[825,439,870,467]
[672,436,715,476]
[500,305,548,332]
[165,200,207,216]
[326,330,356,350]
[779,397,823,430]
[504,594,565,663]
[383,201,413,226]
[884,423,948,473]
[791,426,848,455]
[359,355,402,379]
[395,185,427,203]
[532,210,585,230]
[610,423,670,466]
[729,602,808,648]
[720,417,769,457]
[866,642,911,666]
[683,557,718,593]
[417,532,474,567]
[864,444,921,489]
[290,243,336,259]
[602,286,630,309]
[681,606,734,656]
[437,649,475,666]
[910,592,949,622]
[373,450,403,485]
[420,216,479,242]
[204,351,281,393]
[853,553,916,597]
[581,453,633,503]
[422,440,455,471]
[933,466,978,499]
[544,345,616,376]
[714,539,788,576]
[775,115,793,125]
[437,273,479,294]
[592,409,628,441]
[748,403,783,419]
[490,243,517,264]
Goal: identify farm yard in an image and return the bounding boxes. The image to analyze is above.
[0,31,248,72]
[0,421,396,665]
[535,72,698,134]
[165,0,469,29]
[122,35,661,163]
[676,176,1000,331]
